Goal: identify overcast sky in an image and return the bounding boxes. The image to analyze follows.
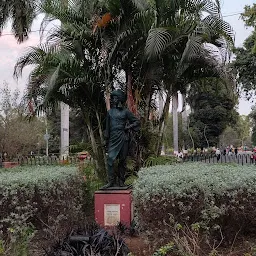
[0,0,255,114]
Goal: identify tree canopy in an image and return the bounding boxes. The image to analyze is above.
[0,82,45,157]
[232,4,256,99]
[187,78,238,148]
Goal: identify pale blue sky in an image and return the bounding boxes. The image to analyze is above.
[0,1,255,114]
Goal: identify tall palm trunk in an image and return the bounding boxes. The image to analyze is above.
[126,70,138,115]
[86,123,100,171]
[95,110,108,171]
[144,91,152,123]
[60,102,69,159]
[172,91,179,155]
[156,89,172,155]
[105,85,111,111]
[181,93,187,149]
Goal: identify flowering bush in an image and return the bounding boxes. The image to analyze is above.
[0,166,85,255]
[133,163,256,241]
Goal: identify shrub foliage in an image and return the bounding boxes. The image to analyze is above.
[0,166,85,254]
[133,163,256,241]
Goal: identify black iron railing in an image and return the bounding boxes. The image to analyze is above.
[182,153,254,165]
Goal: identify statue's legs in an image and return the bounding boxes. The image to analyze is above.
[106,156,116,186]
[118,141,128,186]
[102,139,128,189]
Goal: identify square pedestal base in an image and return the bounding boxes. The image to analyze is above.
[94,189,133,227]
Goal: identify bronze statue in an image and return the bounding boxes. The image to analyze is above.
[102,89,140,189]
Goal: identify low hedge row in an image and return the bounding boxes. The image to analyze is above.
[133,163,256,242]
[0,166,85,254]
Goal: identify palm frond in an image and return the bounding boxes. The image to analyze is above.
[202,15,234,47]
[145,28,173,58]
[0,0,38,42]
[131,0,149,11]
[179,35,204,67]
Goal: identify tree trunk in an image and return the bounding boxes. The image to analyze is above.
[187,118,195,150]
[106,87,111,111]
[126,70,138,115]
[181,93,187,149]
[156,90,172,155]
[95,111,108,171]
[60,102,69,160]
[144,92,152,123]
[86,123,99,171]
[172,91,179,155]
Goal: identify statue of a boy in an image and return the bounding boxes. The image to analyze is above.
[102,89,140,189]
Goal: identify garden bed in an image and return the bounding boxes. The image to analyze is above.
[133,163,256,254]
[0,165,86,255]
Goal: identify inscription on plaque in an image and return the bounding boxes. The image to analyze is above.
[104,204,120,226]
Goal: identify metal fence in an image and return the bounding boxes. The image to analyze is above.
[182,153,255,165]
[0,155,91,167]
[17,156,79,166]
[1,153,255,168]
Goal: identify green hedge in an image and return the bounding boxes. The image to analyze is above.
[0,166,85,254]
[133,163,256,241]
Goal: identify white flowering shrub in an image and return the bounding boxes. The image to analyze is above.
[133,163,256,240]
[0,166,85,254]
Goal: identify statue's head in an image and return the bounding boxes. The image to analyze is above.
[110,89,127,108]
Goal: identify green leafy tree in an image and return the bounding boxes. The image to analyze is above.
[219,126,239,148]
[232,4,256,98]
[232,33,256,99]
[242,3,256,28]
[187,78,238,148]
[235,115,251,147]
[0,82,45,158]
[249,106,256,146]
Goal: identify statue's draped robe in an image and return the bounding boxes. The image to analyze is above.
[106,108,139,166]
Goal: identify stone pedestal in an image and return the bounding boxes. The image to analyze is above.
[94,190,133,227]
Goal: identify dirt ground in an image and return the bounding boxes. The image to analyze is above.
[124,234,256,256]
[124,235,156,256]
[28,228,256,256]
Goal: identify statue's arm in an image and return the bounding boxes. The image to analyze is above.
[126,110,140,131]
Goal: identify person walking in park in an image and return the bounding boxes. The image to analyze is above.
[216,148,221,162]
[234,147,238,157]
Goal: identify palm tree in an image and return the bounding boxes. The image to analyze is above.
[14,0,110,178]
[144,0,234,154]
[0,0,39,42]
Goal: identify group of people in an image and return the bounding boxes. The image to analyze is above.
[215,147,238,160]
